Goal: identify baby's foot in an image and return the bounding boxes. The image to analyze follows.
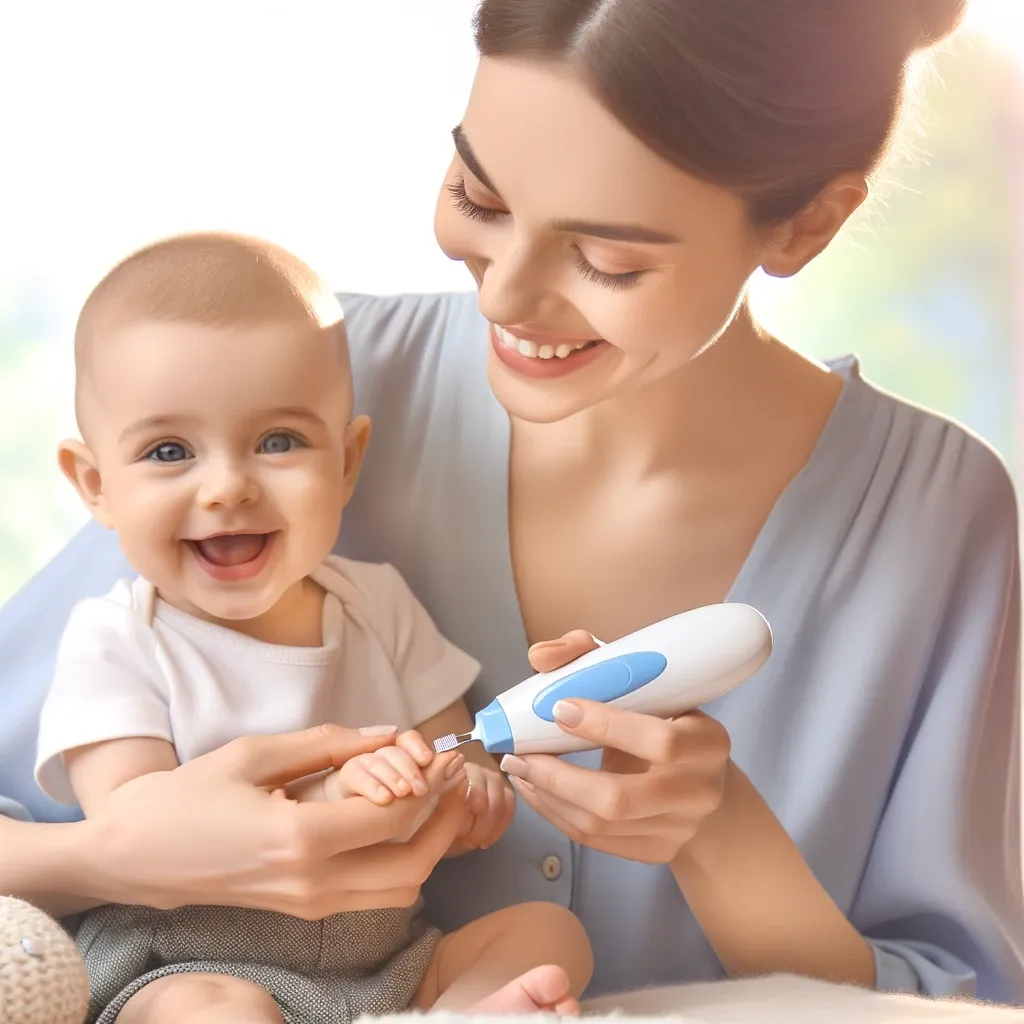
[466,965,579,1016]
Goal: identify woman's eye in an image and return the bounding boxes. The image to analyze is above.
[260,432,302,455]
[146,442,192,463]
[447,176,505,223]
[571,248,645,291]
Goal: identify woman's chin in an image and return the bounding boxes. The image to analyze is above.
[485,344,621,424]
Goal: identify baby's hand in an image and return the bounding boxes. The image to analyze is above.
[450,761,517,854]
[329,730,435,805]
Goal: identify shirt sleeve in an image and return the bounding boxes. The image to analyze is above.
[0,795,32,821]
[34,591,173,805]
[850,448,1024,1003]
[370,563,481,726]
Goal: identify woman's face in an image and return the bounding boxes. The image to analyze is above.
[434,57,770,424]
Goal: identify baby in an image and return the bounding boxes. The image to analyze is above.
[34,233,592,1024]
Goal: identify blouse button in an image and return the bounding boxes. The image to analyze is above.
[541,854,563,880]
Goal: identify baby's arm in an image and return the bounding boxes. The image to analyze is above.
[34,587,180,815]
[65,738,179,817]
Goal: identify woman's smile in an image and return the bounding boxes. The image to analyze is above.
[490,323,610,379]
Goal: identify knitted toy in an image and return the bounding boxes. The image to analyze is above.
[0,896,89,1024]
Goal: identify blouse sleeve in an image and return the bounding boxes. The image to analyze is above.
[850,447,1024,1003]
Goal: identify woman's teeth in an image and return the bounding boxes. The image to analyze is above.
[494,324,598,360]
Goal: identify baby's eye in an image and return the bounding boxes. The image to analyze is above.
[260,432,302,455]
[147,442,191,463]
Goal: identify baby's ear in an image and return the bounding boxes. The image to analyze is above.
[341,415,372,504]
[57,439,113,528]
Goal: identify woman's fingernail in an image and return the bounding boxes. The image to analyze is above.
[513,778,535,794]
[533,637,569,651]
[444,753,466,780]
[500,755,530,780]
[552,700,583,727]
[360,725,397,736]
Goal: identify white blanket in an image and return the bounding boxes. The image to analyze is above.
[367,976,1023,1024]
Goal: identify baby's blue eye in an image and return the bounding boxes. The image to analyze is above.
[261,433,299,455]
[148,442,191,463]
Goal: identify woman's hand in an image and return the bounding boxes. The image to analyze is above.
[500,630,731,864]
[76,724,468,919]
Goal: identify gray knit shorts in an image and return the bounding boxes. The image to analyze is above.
[75,902,441,1023]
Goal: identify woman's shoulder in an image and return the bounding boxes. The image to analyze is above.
[338,289,481,375]
[827,356,1017,547]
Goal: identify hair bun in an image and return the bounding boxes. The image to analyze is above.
[912,0,969,49]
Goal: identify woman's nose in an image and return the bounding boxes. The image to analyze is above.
[475,232,559,329]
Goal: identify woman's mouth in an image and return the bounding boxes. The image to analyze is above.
[491,324,609,378]
[187,532,277,582]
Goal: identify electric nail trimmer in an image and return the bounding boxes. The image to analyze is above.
[432,603,772,757]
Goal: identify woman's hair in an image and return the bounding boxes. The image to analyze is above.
[473,0,968,223]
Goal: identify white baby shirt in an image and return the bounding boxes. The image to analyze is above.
[35,555,481,804]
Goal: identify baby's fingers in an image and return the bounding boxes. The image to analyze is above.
[375,746,428,797]
[332,760,394,806]
[396,729,434,768]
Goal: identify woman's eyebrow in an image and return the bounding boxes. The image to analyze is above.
[552,219,679,244]
[452,124,502,196]
[451,124,680,244]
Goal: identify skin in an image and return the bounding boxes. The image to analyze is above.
[431,57,876,986]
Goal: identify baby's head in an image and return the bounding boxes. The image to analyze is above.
[60,232,370,624]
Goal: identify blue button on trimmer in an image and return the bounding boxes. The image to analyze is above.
[531,651,668,722]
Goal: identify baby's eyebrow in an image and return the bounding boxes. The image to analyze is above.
[119,414,193,444]
[262,406,327,427]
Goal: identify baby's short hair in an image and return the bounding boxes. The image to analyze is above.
[73,232,348,427]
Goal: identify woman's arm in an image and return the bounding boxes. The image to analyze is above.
[0,814,102,917]
[1,725,468,919]
[670,761,875,985]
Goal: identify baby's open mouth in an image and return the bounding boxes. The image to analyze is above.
[189,533,273,567]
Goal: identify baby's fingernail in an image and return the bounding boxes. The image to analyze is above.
[552,700,583,727]
[360,725,397,736]
[444,754,466,780]
[500,755,530,780]
[411,777,428,795]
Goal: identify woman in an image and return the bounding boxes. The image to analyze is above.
[2,0,1022,1007]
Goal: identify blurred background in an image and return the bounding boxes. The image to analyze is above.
[0,1,1021,605]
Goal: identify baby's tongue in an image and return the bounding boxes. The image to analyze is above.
[196,534,266,566]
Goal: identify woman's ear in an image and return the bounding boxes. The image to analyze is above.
[57,439,114,528]
[341,415,372,505]
[760,174,868,279]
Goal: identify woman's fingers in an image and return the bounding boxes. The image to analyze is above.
[207,723,398,788]
[553,702,729,765]
[334,783,469,890]
[527,630,599,673]
[501,753,652,821]
[514,787,680,863]
[511,776,686,838]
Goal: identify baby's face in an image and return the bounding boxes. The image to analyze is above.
[74,318,365,623]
